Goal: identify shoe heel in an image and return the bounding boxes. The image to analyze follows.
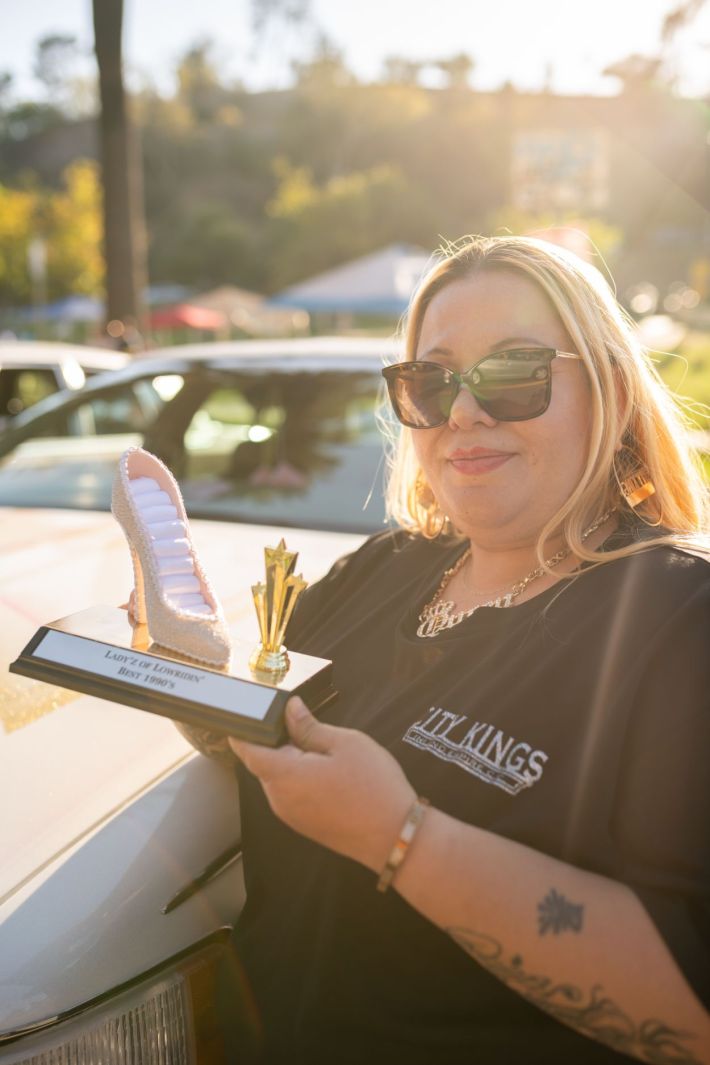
[128,541,148,625]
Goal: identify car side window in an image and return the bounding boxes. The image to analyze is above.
[85,381,159,435]
[27,380,163,440]
[0,378,169,511]
[0,366,387,532]
[179,371,385,531]
[0,368,57,420]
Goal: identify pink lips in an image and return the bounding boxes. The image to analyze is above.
[448,447,513,475]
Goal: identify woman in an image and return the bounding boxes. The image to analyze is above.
[189,235,710,1063]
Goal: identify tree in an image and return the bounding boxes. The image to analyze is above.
[0,184,37,306]
[382,56,426,86]
[251,0,316,78]
[602,54,664,92]
[292,36,356,89]
[661,0,707,42]
[251,0,311,36]
[604,0,708,95]
[0,72,12,108]
[92,0,147,334]
[0,161,103,307]
[34,35,80,98]
[49,160,104,297]
[433,53,475,90]
[265,160,435,288]
[176,40,226,124]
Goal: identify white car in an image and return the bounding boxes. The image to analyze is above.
[0,339,394,1062]
[0,342,127,430]
[0,337,397,533]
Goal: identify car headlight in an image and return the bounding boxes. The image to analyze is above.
[0,932,257,1065]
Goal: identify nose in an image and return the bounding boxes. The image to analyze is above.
[447,383,498,430]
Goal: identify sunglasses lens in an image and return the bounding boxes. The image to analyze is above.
[388,364,454,428]
[385,350,554,427]
[472,351,551,420]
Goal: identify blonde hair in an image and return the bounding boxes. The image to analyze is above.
[384,234,709,564]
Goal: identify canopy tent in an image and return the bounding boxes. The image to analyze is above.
[148,303,227,331]
[268,244,431,316]
[10,286,191,325]
[191,285,308,336]
[12,296,103,324]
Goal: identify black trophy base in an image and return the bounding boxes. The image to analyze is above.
[9,605,336,746]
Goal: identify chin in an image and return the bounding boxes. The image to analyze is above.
[443,486,521,527]
[448,507,520,538]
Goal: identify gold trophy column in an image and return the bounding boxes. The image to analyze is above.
[249,539,307,680]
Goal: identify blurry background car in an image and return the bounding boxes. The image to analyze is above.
[0,337,398,534]
[0,341,127,431]
[0,339,391,1059]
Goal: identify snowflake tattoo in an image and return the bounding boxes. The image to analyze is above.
[537,887,584,935]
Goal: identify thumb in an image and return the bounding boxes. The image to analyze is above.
[286,697,333,754]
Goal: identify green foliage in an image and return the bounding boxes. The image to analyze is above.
[2,31,708,307]
[34,35,80,93]
[655,330,710,431]
[0,100,66,143]
[488,207,623,265]
[47,160,104,296]
[0,185,36,303]
[175,41,230,125]
[265,161,434,288]
[0,160,103,306]
[292,37,356,89]
[150,202,263,290]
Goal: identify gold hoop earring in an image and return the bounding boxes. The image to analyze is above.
[411,471,448,540]
[614,447,656,510]
[619,470,656,509]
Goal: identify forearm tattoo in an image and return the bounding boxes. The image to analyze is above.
[538,887,584,935]
[448,927,703,1064]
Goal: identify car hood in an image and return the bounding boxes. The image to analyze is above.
[0,508,364,905]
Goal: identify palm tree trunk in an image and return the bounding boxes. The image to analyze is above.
[92,0,147,338]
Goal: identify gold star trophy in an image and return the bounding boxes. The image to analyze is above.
[250,539,307,678]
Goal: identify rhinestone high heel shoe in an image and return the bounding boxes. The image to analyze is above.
[112,447,231,667]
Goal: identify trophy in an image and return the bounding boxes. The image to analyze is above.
[9,539,336,748]
[249,539,308,679]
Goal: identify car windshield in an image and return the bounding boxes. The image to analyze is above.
[0,367,388,533]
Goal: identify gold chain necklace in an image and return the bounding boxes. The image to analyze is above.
[416,511,613,639]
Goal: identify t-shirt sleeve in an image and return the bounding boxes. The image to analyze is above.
[610,581,710,1008]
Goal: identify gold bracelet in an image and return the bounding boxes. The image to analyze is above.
[376,797,430,893]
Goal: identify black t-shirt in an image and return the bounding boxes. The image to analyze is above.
[234,527,710,1064]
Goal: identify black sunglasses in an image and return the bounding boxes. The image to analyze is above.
[382,348,582,428]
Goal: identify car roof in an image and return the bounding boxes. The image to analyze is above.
[0,336,399,450]
[139,335,400,362]
[0,340,128,371]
